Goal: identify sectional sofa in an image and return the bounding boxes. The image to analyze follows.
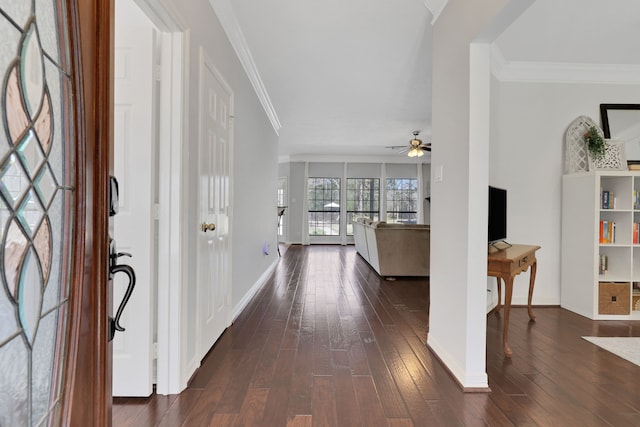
[352,218,430,278]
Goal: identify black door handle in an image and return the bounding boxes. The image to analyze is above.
[108,263,136,341]
[110,250,132,275]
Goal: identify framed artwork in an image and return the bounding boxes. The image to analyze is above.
[600,104,640,162]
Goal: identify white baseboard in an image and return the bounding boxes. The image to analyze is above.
[180,259,280,393]
[427,335,489,390]
[507,296,559,306]
[182,356,200,392]
[426,335,465,385]
[486,288,498,313]
[232,258,279,322]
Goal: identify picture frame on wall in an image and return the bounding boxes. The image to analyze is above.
[600,104,640,164]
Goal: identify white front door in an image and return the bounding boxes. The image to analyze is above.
[112,18,156,396]
[197,51,232,360]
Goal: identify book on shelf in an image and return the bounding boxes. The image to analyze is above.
[601,190,610,209]
[600,220,604,243]
[635,222,640,245]
[599,220,616,244]
[599,254,608,275]
[600,190,616,209]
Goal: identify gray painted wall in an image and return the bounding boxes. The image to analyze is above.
[163,0,279,378]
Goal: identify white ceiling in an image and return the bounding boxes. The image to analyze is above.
[494,0,640,66]
[219,0,640,159]
[227,0,432,158]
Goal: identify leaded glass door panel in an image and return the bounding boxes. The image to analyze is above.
[0,0,110,425]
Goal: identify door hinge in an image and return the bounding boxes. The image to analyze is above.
[153,204,160,220]
[154,64,162,81]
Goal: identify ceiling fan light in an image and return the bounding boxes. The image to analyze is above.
[407,148,418,157]
[417,149,424,157]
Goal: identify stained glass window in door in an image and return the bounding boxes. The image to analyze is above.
[0,1,75,426]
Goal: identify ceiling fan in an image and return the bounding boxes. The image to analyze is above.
[386,131,431,157]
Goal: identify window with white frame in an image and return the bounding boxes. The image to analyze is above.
[346,178,379,235]
[386,178,418,224]
[308,177,340,236]
[277,177,287,237]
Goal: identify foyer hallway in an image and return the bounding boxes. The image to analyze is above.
[114,245,640,426]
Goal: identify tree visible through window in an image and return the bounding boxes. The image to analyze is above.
[308,177,340,235]
[346,178,379,235]
[386,178,418,224]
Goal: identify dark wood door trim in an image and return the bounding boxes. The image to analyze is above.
[63,0,114,425]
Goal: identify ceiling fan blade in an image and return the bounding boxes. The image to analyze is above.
[387,131,431,156]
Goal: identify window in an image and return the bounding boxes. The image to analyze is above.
[308,177,340,235]
[346,178,379,235]
[277,178,287,237]
[386,178,418,224]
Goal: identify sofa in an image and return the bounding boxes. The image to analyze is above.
[352,218,430,278]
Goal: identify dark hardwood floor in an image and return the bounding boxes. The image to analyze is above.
[113,244,640,426]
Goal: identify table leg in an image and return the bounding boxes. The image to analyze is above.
[527,260,537,321]
[503,275,514,357]
[495,277,502,313]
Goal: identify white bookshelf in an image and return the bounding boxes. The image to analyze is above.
[561,171,640,320]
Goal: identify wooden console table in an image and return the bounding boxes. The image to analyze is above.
[487,244,540,357]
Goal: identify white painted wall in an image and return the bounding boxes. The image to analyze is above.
[428,0,511,389]
[489,79,640,306]
[430,0,640,389]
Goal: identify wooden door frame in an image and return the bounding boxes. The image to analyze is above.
[63,0,114,424]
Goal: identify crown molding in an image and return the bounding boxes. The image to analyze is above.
[423,0,448,25]
[208,0,281,134]
[134,0,187,31]
[491,44,640,85]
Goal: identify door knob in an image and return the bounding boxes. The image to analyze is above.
[201,222,216,232]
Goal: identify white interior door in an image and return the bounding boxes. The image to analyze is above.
[197,52,232,360]
[112,19,155,396]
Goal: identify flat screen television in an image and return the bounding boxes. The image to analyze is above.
[488,186,507,243]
